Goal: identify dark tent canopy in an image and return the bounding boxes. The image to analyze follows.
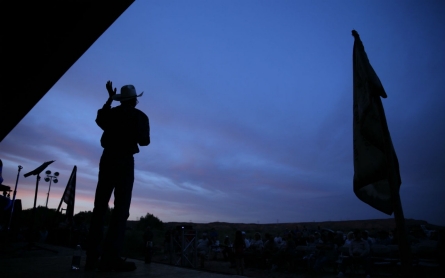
[0,1,134,142]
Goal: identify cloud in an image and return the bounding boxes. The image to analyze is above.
[1,0,444,227]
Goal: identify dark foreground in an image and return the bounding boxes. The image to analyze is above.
[1,242,442,278]
[0,243,238,278]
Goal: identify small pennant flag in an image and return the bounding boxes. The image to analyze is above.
[57,166,77,221]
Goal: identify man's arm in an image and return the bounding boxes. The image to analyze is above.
[137,113,150,146]
[96,81,117,129]
[96,97,113,130]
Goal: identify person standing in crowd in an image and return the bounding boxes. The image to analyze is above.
[234,230,246,275]
[221,235,234,263]
[338,229,371,278]
[197,232,210,268]
[143,226,154,264]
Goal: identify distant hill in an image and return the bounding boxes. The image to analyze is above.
[128,218,443,236]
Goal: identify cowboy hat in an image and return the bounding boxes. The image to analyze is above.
[112,85,143,101]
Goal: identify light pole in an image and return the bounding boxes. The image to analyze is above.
[44,170,59,208]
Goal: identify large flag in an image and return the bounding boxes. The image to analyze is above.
[57,166,77,221]
[352,30,401,215]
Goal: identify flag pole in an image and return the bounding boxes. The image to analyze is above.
[373,56,413,275]
[351,30,412,276]
[391,188,413,276]
[386,139,413,276]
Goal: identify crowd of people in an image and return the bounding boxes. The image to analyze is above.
[182,224,442,277]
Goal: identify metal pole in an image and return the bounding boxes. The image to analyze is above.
[33,175,40,209]
[181,228,185,267]
[8,165,22,230]
[45,178,52,208]
[29,174,41,238]
[391,185,413,276]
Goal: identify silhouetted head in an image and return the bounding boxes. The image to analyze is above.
[236,230,243,239]
[120,97,138,107]
[254,232,261,240]
[113,84,143,107]
[353,229,362,240]
[361,230,369,239]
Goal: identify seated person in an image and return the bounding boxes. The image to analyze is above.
[262,233,276,267]
[285,232,296,255]
[241,231,250,249]
[337,229,371,278]
[362,230,374,246]
[0,187,12,211]
[245,232,264,267]
[311,232,336,273]
[314,232,323,244]
[344,231,354,246]
[335,231,345,247]
[0,159,13,211]
[221,236,234,263]
[376,230,392,245]
[209,228,218,245]
[274,235,285,250]
[263,233,275,253]
[249,232,264,252]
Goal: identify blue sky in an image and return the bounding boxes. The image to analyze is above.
[1,0,444,225]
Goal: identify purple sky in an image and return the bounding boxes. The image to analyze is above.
[1,0,444,225]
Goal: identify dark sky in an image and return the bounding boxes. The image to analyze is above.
[1,0,444,225]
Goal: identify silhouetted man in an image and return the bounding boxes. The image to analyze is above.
[86,81,150,271]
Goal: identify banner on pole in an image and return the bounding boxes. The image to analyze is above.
[57,165,77,221]
[352,30,401,215]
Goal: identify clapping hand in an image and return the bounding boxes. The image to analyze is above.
[106,81,117,98]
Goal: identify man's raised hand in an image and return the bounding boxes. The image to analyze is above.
[106,81,117,98]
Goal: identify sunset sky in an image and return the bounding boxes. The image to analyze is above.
[1,0,444,225]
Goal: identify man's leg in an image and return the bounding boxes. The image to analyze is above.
[100,155,135,270]
[85,154,115,269]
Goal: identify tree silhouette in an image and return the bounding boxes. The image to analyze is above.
[136,212,163,230]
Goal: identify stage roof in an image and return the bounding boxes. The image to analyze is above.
[1,1,134,142]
